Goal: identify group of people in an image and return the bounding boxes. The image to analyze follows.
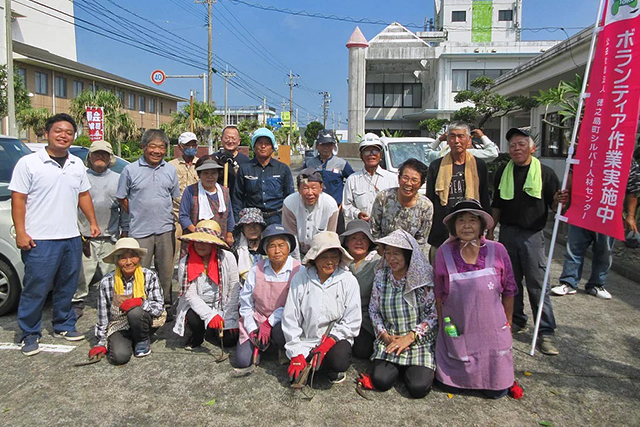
[10,112,637,400]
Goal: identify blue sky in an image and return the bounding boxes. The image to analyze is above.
[75,0,601,127]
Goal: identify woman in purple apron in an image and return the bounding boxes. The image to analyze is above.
[235,224,301,369]
[434,199,518,399]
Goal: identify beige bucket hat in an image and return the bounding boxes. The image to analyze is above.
[178,219,228,248]
[302,231,353,269]
[103,237,148,264]
[86,139,116,168]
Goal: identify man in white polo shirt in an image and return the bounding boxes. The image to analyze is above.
[9,113,100,356]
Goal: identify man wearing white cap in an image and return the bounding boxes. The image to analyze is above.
[73,140,130,319]
[343,133,397,223]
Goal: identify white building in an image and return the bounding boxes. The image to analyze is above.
[346,0,559,143]
[212,105,277,126]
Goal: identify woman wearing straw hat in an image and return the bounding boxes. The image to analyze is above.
[179,157,235,247]
[340,219,380,360]
[90,237,164,365]
[173,220,241,350]
[236,224,301,369]
[282,231,361,384]
[434,199,517,399]
[230,208,267,283]
[367,230,437,398]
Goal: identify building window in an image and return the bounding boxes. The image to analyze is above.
[17,68,27,86]
[116,90,125,105]
[452,69,512,91]
[139,95,146,112]
[73,81,84,97]
[451,11,466,22]
[127,93,136,110]
[498,9,513,21]
[160,101,164,114]
[149,98,156,113]
[541,113,574,158]
[55,76,67,98]
[35,71,48,95]
[366,83,422,108]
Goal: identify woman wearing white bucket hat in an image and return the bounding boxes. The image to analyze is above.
[282,231,361,385]
[91,237,164,365]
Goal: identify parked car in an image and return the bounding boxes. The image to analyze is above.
[25,143,129,173]
[379,136,439,174]
[0,136,33,316]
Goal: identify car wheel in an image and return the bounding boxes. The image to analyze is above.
[0,260,20,316]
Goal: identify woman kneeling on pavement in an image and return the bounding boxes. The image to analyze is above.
[172,220,241,350]
[368,230,437,398]
[231,208,267,283]
[340,219,380,360]
[282,231,361,384]
[236,224,301,368]
[90,238,164,365]
[434,199,517,399]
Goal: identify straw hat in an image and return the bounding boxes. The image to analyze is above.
[103,237,148,264]
[179,219,228,248]
[302,231,353,269]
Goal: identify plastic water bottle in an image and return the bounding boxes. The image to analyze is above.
[444,317,459,337]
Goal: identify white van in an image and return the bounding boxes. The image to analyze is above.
[379,136,439,175]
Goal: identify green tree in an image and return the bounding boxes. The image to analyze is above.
[68,90,138,145]
[304,121,324,147]
[16,107,49,140]
[237,118,260,147]
[534,74,582,130]
[0,64,31,118]
[418,118,449,138]
[160,100,222,145]
[274,126,300,147]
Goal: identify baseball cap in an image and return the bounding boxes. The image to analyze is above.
[178,132,198,145]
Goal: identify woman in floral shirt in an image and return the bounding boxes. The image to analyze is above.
[370,158,433,259]
[368,229,437,399]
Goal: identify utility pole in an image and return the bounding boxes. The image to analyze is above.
[262,97,267,126]
[287,70,298,145]
[195,0,215,106]
[5,0,16,136]
[221,65,236,126]
[189,90,194,133]
[319,91,330,128]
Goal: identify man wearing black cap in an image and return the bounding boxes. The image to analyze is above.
[490,127,564,356]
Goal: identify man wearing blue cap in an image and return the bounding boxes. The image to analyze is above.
[233,128,294,225]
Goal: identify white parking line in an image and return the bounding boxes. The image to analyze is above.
[0,343,77,353]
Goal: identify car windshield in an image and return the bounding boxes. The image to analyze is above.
[387,142,439,168]
[0,137,32,183]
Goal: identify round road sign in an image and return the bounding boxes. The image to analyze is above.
[151,69,166,85]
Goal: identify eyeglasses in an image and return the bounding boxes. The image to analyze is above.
[361,148,381,156]
[399,175,421,185]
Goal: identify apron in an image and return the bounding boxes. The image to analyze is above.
[106,293,132,342]
[370,271,435,369]
[238,259,301,344]
[435,242,514,390]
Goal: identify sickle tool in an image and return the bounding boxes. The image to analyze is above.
[73,353,104,367]
[215,320,228,363]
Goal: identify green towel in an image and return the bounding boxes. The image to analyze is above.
[498,156,542,200]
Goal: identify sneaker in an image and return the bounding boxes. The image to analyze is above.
[184,338,202,351]
[134,340,151,357]
[53,330,85,341]
[538,335,559,356]
[587,286,612,300]
[21,337,41,356]
[329,372,347,384]
[551,283,577,296]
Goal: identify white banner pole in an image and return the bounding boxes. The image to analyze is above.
[529,0,607,356]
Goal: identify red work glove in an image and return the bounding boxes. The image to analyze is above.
[288,354,307,381]
[310,336,336,369]
[357,373,375,390]
[207,314,224,330]
[509,381,524,399]
[258,321,272,347]
[119,297,143,313]
[89,346,107,358]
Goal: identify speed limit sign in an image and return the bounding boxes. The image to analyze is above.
[151,69,166,85]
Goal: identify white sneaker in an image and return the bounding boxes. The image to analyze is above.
[551,284,577,296]
[587,286,612,300]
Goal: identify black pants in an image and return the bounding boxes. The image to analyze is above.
[436,381,509,399]
[185,308,238,348]
[309,339,352,380]
[107,307,152,366]
[234,321,286,368]
[371,359,434,399]
[352,329,375,360]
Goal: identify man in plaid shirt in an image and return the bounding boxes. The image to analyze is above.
[90,238,164,365]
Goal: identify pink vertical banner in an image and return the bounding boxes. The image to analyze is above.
[86,107,104,142]
[565,1,640,240]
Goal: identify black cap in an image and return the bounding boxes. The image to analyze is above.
[298,167,323,183]
[506,127,531,140]
[316,129,337,145]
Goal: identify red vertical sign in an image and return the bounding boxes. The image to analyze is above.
[565,1,640,240]
[86,107,104,142]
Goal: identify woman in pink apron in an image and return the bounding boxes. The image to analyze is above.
[236,224,301,369]
[434,199,518,399]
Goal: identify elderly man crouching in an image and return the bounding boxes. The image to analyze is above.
[89,238,164,365]
[282,168,339,259]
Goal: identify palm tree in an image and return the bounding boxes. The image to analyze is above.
[160,100,222,146]
[16,107,50,141]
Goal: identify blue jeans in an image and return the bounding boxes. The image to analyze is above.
[18,237,82,341]
[559,224,614,290]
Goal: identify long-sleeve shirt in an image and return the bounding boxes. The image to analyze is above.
[95,268,164,346]
[232,157,294,220]
[178,183,235,235]
[282,266,361,358]
[342,166,398,222]
[78,168,129,240]
[239,257,297,333]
